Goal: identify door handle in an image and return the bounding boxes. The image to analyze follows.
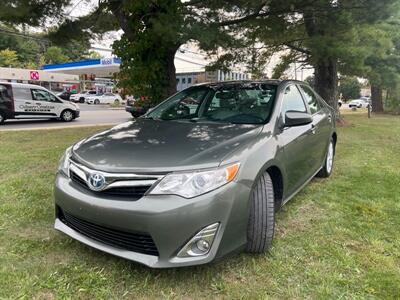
[25,102,32,104]
[35,102,41,105]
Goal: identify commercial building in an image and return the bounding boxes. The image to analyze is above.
[0,67,79,92]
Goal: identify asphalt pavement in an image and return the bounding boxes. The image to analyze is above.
[0,104,132,131]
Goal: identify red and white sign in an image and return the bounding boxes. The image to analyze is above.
[30,71,40,80]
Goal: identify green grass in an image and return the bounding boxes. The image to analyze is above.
[1,113,400,299]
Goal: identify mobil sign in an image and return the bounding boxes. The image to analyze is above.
[30,71,40,80]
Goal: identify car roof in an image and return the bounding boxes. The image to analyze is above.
[0,81,46,89]
[192,79,308,89]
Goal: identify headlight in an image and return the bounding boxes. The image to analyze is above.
[150,163,240,198]
[58,147,72,176]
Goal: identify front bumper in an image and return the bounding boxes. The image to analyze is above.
[74,110,80,118]
[54,172,251,268]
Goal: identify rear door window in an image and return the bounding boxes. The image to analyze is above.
[300,85,322,114]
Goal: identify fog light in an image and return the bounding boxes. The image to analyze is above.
[196,239,210,252]
[177,223,219,258]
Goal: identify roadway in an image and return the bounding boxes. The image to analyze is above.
[0,104,132,131]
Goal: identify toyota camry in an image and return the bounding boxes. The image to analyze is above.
[54,80,337,268]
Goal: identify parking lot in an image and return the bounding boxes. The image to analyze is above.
[0,104,132,131]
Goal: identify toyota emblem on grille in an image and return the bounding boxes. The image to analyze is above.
[88,173,106,191]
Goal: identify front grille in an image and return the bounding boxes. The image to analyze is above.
[57,207,159,256]
[71,171,87,187]
[70,171,152,200]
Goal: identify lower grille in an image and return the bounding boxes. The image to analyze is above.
[57,207,159,256]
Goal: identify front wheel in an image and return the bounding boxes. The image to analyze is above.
[246,172,275,253]
[94,99,100,105]
[316,138,335,178]
[114,99,120,105]
[60,109,74,122]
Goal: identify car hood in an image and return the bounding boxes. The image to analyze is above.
[72,119,263,173]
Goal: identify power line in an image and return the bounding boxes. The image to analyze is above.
[0,28,50,44]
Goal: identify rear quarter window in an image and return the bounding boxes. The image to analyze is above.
[0,84,12,103]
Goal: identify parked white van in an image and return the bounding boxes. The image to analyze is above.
[0,82,80,124]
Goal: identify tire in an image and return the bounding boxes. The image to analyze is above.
[60,109,74,122]
[246,172,275,253]
[114,99,120,105]
[94,99,100,105]
[79,97,85,103]
[0,112,5,124]
[316,138,335,178]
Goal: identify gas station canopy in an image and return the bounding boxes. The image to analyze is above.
[42,57,121,77]
[42,55,208,78]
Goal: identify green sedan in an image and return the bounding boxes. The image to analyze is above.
[54,80,337,268]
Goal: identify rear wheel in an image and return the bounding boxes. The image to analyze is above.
[60,109,74,122]
[316,138,335,178]
[246,172,275,253]
[0,112,5,124]
[94,99,100,105]
[79,97,85,103]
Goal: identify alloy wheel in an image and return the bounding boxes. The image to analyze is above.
[326,142,334,173]
[62,110,73,122]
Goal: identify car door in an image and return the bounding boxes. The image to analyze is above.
[0,84,14,119]
[12,86,37,118]
[278,84,315,198]
[31,88,61,118]
[104,93,115,104]
[298,84,332,173]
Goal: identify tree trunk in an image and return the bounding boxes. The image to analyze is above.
[165,46,178,97]
[314,58,339,109]
[371,84,384,113]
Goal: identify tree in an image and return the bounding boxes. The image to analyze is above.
[0,49,19,67]
[0,1,69,26]
[364,22,400,112]
[1,2,96,68]
[246,0,399,108]
[2,0,399,110]
[44,46,68,64]
[87,51,102,59]
[339,77,361,101]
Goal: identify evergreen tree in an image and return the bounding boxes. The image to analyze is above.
[249,0,400,108]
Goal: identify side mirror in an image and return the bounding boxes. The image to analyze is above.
[285,111,313,127]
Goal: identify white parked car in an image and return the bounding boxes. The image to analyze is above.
[85,92,123,105]
[70,91,97,103]
[349,99,370,108]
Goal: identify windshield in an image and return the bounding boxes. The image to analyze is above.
[146,83,277,124]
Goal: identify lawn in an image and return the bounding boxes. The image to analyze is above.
[1,113,399,299]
